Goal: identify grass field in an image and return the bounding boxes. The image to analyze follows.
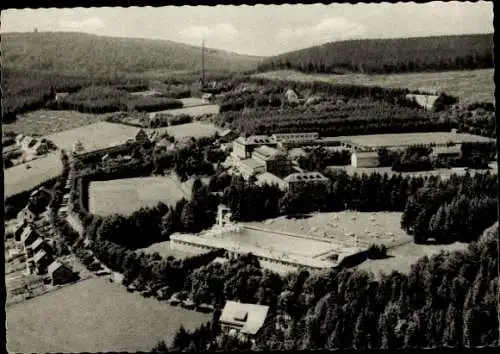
[3,110,108,137]
[322,132,494,148]
[138,240,203,259]
[255,69,494,106]
[149,104,220,118]
[45,121,138,152]
[89,176,188,216]
[4,152,62,199]
[6,277,211,353]
[160,122,222,140]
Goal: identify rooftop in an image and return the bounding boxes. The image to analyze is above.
[220,301,269,335]
[239,158,266,170]
[242,135,275,145]
[252,145,280,159]
[48,260,72,274]
[284,172,329,183]
[33,249,48,263]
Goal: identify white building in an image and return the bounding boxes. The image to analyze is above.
[351,151,379,168]
[220,301,269,340]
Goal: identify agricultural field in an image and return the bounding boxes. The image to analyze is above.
[44,121,138,152]
[149,104,220,118]
[4,152,62,199]
[179,97,206,107]
[89,176,188,216]
[255,69,494,106]
[6,277,211,353]
[2,110,107,137]
[321,132,494,149]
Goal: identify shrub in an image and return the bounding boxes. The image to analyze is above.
[367,244,388,259]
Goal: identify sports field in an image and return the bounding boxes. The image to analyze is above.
[89,176,188,216]
[255,69,494,106]
[4,152,62,199]
[3,109,106,137]
[45,122,138,152]
[6,277,210,353]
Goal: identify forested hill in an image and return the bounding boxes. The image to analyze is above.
[258,33,493,75]
[2,32,263,75]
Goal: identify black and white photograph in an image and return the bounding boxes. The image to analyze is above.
[2,1,498,352]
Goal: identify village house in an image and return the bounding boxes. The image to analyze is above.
[48,260,75,285]
[231,135,278,160]
[28,237,53,256]
[13,220,29,242]
[20,225,41,250]
[350,151,380,168]
[283,172,329,193]
[33,249,54,274]
[18,206,37,224]
[219,301,270,341]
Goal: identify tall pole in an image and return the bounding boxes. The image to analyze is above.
[201,37,205,87]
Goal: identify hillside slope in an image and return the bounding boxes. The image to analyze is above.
[258,33,493,74]
[2,32,263,75]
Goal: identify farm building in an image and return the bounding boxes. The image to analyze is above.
[252,146,292,177]
[351,151,379,168]
[48,260,75,285]
[20,225,40,249]
[283,172,329,193]
[33,249,54,274]
[405,93,440,110]
[232,135,278,160]
[271,132,319,146]
[219,301,269,340]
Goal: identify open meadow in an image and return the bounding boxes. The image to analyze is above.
[45,121,138,152]
[89,176,188,216]
[255,69,494,106]
[4,152,62,199]
[6,277,211,353]
[158,122,222,140]
[3,110,107,137]
[149,104,220,117]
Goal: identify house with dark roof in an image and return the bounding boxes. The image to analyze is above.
[351,151,379,168]
[283,172,329,193]
[13,220,29,242]
[18,206,37,223]
[48,261,75,285]
[33,249,54,274]
[219,301,269,340]
[20,225,40,249]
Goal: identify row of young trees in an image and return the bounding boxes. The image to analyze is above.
[456,103,496,138]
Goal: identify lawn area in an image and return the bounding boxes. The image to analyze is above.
[149,104,220,118]
[356,241,469,278]
[244,211,412,249]
[44,121,138,152]
[160,122,222,140]
[6,277,211,353]
[255,69,494,106]
[4,152,62,199]
[2,109,107,137]
[89,176,188,216]
[138,240,204,259]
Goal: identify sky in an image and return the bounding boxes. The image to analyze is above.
[1,2,493,56]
